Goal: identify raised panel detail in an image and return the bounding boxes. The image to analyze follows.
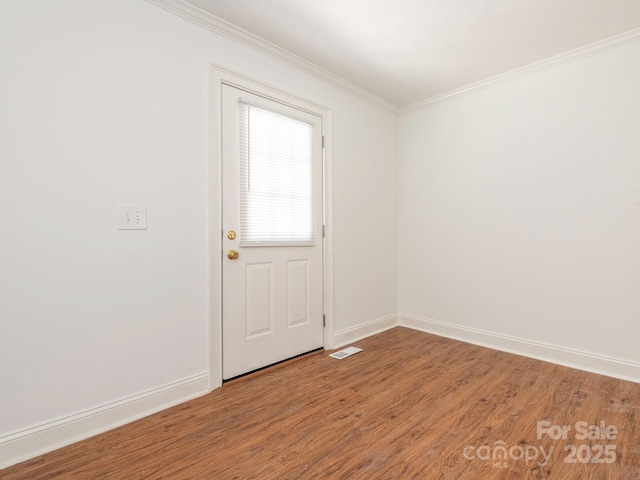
[246,263,273,338]
[287,259,309,327]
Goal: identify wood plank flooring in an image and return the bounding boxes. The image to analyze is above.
[2,327,640,479]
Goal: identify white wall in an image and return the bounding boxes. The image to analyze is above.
[398,41,640,369]
[0,0,397,464]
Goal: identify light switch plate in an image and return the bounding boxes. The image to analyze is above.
[118,205,147,230]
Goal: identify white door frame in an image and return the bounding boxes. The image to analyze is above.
[208,64,335,389]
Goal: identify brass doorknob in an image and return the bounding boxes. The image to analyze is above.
[227,249,239,260]
[227,230,237,240]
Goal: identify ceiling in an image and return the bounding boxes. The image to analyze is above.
[184,0,640,107]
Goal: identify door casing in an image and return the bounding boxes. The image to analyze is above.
[208,64,335,389]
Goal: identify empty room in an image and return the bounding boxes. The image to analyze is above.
[2,1,640,478]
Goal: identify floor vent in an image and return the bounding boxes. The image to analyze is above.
[329,346,363,360]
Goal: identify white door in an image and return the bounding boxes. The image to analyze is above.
[221,84,324,379]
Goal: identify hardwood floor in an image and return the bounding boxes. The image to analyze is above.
[2,327,640,479]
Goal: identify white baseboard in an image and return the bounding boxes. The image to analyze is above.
[333,314,398,349]
[399,314,640,384]
[0,373,210,470]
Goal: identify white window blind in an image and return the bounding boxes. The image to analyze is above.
[239,100,315,246]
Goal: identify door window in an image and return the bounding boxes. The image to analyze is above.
[239,101,315,246]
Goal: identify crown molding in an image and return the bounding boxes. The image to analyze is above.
[144,0,397,113]
[145,0,640,116]
[399,26,640,114]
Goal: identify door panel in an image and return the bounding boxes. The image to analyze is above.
[245,262,274,337]
[287,259,309,327]
[221,84,324,379]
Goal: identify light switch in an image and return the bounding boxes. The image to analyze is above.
[118,205,147,230]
